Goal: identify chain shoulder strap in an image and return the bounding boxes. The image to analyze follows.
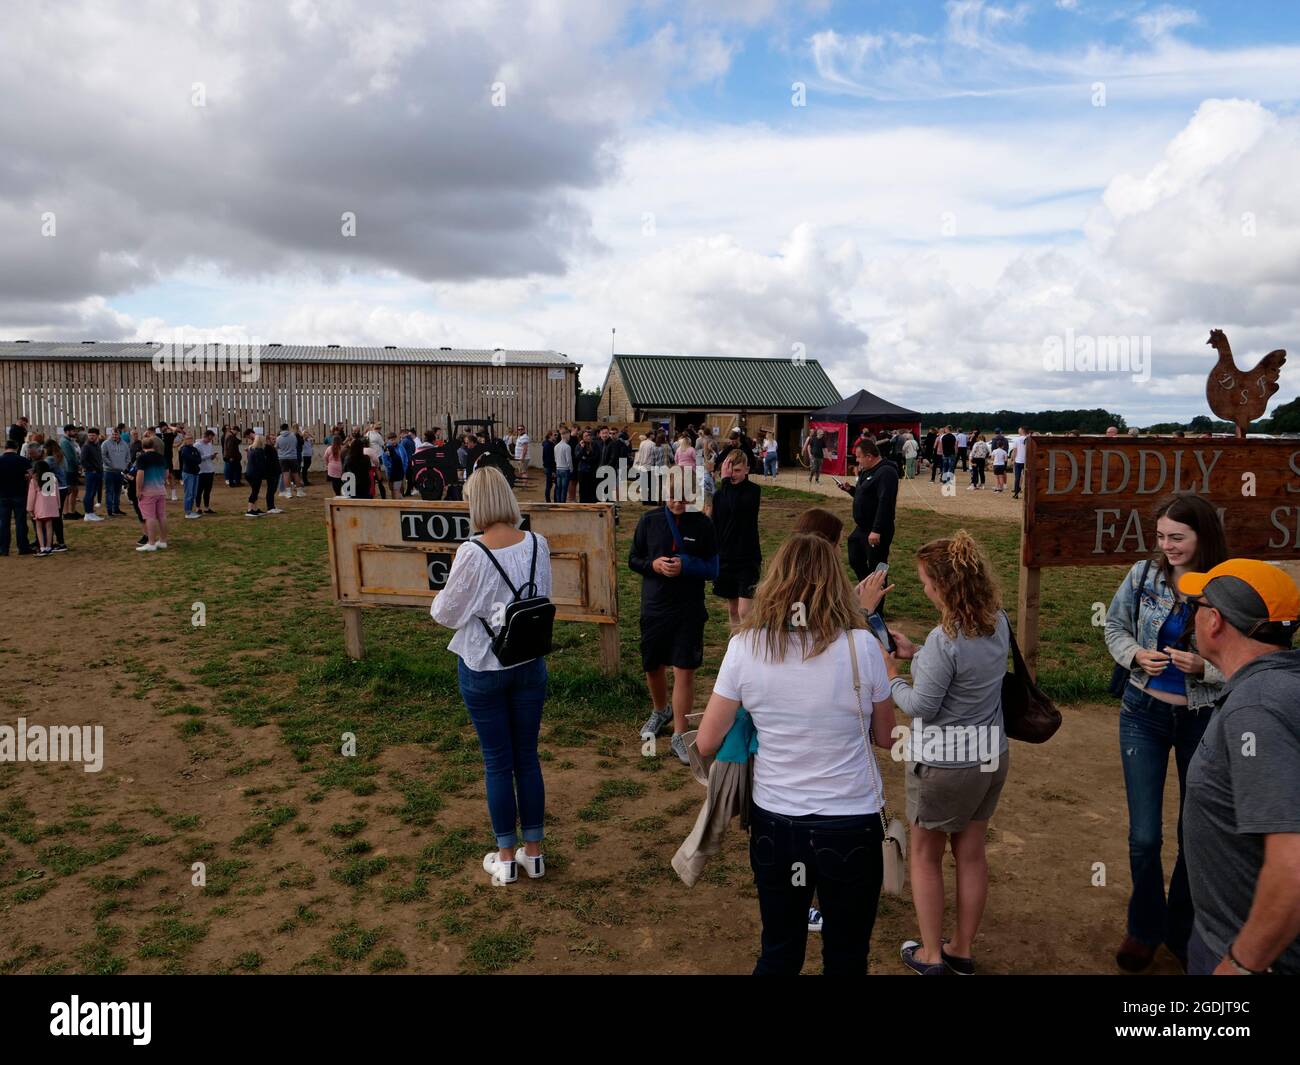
[845,629,890,833]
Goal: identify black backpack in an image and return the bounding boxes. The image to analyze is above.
[472,532,555,666]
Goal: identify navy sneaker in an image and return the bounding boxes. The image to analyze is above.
[901,941,946,975]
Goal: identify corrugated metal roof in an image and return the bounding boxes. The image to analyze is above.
[0,341,574,368]
[613,353,841,411]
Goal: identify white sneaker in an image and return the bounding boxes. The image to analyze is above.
[267,507,283,514]
[295,488,305,497]
[83,514,104,522]
[483,852,517,885]
[514,848,545,879]
[135,543,158,552]
[155,540,168,549]
[170,491,177,501]
[185,512,201,519]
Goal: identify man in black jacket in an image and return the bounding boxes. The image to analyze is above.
[629,470,718,764]
[838,437,898,598]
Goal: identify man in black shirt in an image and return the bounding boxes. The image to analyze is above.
[938,426,958,482]
[629,470,719,764]
[838,437,899,595]
[0,438,34,555]
[711,448,761,625]
[805,428,826,482]
[160,423,179,501]
[7,417,28,451]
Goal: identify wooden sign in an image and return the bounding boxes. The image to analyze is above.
[326,499,620,673]
[1017,436,1300,673]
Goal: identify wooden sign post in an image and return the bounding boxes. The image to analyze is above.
[1018,436,1300,676]
[326,499,621,674]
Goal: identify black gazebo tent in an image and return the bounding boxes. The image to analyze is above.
[812,388,922,426]
[808,388,922,476]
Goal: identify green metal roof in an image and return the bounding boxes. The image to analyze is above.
[612,353,841,411]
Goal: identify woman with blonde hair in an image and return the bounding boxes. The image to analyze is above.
[862,529,1009,975]
[430,466,552,886]
[698,532,895,975]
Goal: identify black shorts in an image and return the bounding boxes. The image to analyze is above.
[640,610,705,673]
[279,458,298,473]
[713,563,759,600]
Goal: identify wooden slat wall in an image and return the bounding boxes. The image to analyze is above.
[2,360,576,467]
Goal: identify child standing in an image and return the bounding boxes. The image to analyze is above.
[27,453,61,555]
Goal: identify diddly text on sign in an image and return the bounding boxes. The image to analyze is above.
[1025,440,1300,566]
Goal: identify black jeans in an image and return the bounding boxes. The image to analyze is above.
[199,472,214,507]
[0,495,31,554]
[750,803,883,975]
[847,529,892,616]
[970,457,986,486]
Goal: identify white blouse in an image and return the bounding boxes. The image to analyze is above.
[429,532,553,671]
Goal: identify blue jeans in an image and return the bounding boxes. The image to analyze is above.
[104,471,122,514]
[1119,684,1211,954]
[555,470,571,503]
[183,471,200,513]
[749,802,883,975]
[942,455,956,478]
[83,470,102,513]
[1187,926,1218,975]
[457,656,548,849]
[1013,462,1025,495]
[224,459,241,485]
[763,454,778,477]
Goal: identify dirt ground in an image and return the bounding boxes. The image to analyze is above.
[769,463,1024,524]
[0,476,1190,975]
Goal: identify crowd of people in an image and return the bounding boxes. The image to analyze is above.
[7,407,1297,980]
[803,424,1035,499]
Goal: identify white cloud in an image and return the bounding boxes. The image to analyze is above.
[1133,4,1200,41]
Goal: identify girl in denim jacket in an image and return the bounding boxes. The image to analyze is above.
[1103,493,1227,974]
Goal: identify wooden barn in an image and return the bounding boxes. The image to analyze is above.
[597,352,842,462]
[0,341,578,464]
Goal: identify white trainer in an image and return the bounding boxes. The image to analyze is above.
[267,507,283,514]
[514,848,545,879]
[483,852,517,885]
[135,543,158,552]
[155,540,168,549]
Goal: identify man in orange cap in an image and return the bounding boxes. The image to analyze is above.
[1178,559,1300,975]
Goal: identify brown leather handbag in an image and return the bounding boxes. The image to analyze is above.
[1000,611,1061,743]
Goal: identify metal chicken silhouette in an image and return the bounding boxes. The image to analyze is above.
[1205,329,1286,438]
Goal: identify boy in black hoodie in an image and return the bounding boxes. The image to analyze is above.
[629,468,718,764]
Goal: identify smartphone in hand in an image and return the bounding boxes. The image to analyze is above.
[865,611,898,654]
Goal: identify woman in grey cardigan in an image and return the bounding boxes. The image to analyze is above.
[862,530,1009,976]
[1103,493,1227,973]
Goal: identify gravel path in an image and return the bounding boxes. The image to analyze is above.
[764,464,1022,525]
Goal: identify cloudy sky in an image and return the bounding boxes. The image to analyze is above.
[3,0,1300,423]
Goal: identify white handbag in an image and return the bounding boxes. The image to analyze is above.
[846,629,908,896]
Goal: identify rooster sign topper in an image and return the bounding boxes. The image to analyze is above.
[1206,329,1287,438]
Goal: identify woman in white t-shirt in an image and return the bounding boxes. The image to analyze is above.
[697,532,896,975]
[430,466,552,887]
